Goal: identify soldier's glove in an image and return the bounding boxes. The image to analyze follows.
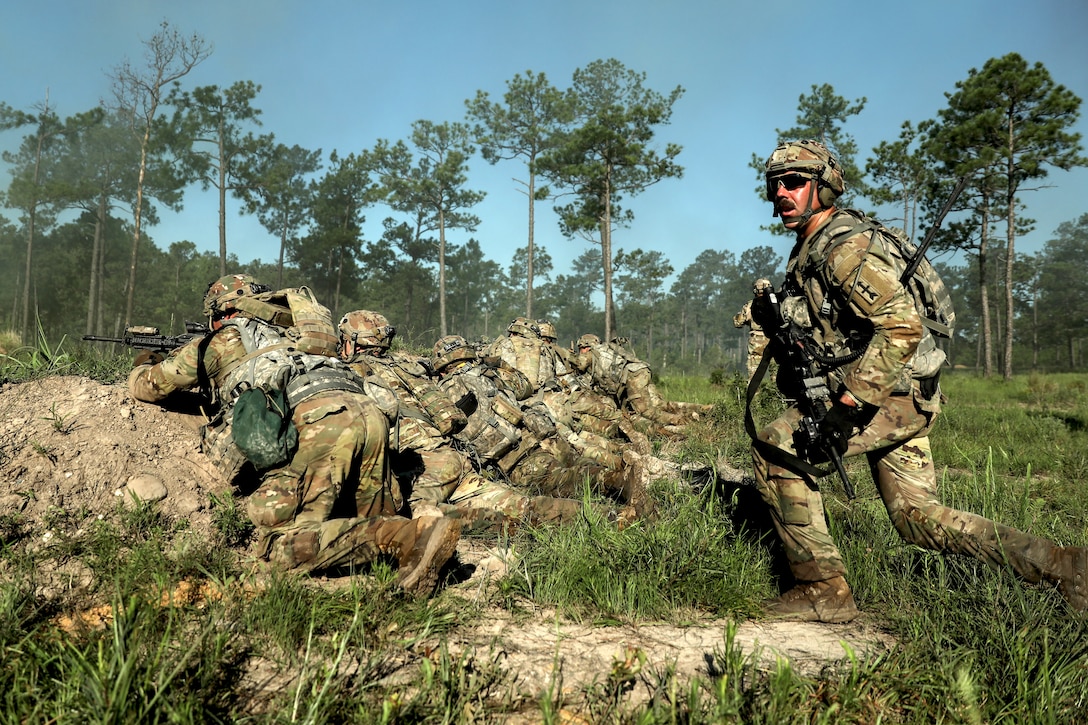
[749,287,778,331]
[818,398,877,457]
[134,350,164,367]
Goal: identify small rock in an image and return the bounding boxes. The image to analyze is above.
[127,474,167,503]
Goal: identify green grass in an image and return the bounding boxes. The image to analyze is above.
[4,337,1088,722]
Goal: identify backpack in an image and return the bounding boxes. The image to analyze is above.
[198,307,361,473]
[228,286,339,356]
[828,210,956,339]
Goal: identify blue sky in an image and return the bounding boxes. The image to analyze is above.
[3,0,1087,286]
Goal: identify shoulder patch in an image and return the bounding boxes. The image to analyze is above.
[826,233,900,316]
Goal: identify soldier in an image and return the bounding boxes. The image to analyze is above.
[338,312,586,528]
[573,334,710,432]
[128,275,460,596]
[540,320,625,442]
[750,139,1087,622]
[490,317,627,467]
[733,279,772,381]
[431,335,648,515]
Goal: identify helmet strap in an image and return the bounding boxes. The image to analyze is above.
[783,181,822,229]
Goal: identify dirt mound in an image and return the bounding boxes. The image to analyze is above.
[0,376,896,704]
[0,376,229,543]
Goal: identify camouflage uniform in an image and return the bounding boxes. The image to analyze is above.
[129,280,458,596]
[753,140,1087,621]
[339,312,580,529]
[572,335,708,431]
[433,336,645,514]
[489,319,627,467]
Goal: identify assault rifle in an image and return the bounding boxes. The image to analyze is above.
[760,294,859,499]
[83,321,209,353]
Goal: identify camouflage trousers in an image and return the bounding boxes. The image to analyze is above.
[752,393,1061,585]
[399,438,584,530]
[746,331,770,381]
[246,391,400,571]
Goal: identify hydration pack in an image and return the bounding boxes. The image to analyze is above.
[228,286,339,356]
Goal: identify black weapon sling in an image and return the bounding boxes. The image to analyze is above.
[742,345,833,482]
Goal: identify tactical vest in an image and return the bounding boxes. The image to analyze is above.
[363,353,467,439]
[437,364,523,464]
[786,210,947,383]
[199,317,364,480]
[589,341,647,396]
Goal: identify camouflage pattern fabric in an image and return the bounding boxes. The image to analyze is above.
[435,357,635,510]
[128,325,400,573]
[344,351,472,505]
[734,299,770,381]
[755,207,1065,586]
[346,347,585,529]
[575,339,687,428]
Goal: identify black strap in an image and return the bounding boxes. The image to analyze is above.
[195,327,224,403]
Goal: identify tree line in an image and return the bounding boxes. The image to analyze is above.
[1,22,1085,377]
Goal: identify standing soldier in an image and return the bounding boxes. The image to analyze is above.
[750,139,1086,622]
[128,275,460,596]
[733,279,772,381]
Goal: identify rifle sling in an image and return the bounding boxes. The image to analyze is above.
[743,344,835,481]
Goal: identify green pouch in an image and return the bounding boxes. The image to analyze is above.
[232,386,298,470]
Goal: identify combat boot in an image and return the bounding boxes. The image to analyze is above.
[1048,546,1088,610]
[376,516,461,596]
[764,575,859,624]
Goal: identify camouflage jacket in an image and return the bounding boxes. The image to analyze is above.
[781,208,934,410]
[344,350,466,451]
[128,323,368,479]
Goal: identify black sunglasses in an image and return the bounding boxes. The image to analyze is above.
[766,174,811,200]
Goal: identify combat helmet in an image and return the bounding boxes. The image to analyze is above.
[507,316,540,339]
[338,310,396,355]
[577,333,601,350]
[536,319,557,342]
[203,273,271,318]
[764,139,845,208]
[431,335,478,373]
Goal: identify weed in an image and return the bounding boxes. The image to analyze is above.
[30,440,56,463]
[41,402,77,434]
[208,491,255,548]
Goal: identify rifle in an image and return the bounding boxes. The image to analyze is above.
[901,175,969,284]
[761,296,859,499]
[83,321,210,353]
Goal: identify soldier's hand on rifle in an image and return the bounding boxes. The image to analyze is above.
[750,283,778,330]
[819,392,877,456]
[133,350,164,367]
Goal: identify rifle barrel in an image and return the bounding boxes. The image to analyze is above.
[901,175,969,283]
